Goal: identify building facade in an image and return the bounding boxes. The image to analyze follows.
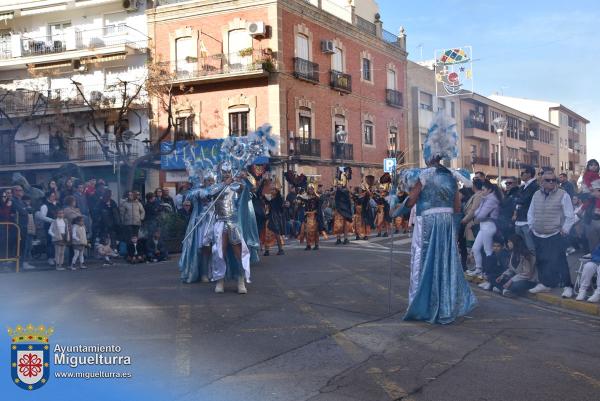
[459,93,559,180]
[488,95,589,177]
[148,0,407,188]
[0,0,150,192]
[406,60,460,168]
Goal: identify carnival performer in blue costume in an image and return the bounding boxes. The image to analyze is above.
[179,125,271,290]
[399,112,477,324]
[179,165,217,283]
[210,162,252,294]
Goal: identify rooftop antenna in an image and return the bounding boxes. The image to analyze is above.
[417,43,424,60]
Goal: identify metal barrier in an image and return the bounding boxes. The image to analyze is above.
[0,222,21,273]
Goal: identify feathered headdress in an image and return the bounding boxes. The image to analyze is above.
[423,112,459,163]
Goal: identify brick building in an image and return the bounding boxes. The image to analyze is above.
[147,0,407,188]
[459,93,559,180]
[489,95,589,177]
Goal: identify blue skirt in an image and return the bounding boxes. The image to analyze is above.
[404,212,477,324]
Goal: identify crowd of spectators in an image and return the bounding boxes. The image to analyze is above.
[0,177,188,270]
[462,159,600,303]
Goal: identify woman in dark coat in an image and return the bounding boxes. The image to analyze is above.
[262,186,285,256]
[95,190,121,242]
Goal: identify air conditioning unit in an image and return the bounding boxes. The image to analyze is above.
[321,40,335,54]
[247,21,266,36]
[122,0,138,12]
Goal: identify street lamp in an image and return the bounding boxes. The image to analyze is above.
[492,116,507,184]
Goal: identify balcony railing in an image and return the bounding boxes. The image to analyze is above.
[1,85,144,115]
[330,70,352,93]
[463,118,488,131]
[332,142,353,160]
[491,158,505,168]
[1,139,146,166]
[356,16,376,35]
[382,29,402,48]
[293,57,319,83]
[166,49,270,81]
[386,89,403,108]
[463,155,490,166]
[0,25,147,61]
[290,137,321,157]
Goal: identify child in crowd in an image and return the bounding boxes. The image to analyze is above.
[479,235,509,291]
[496,234,537,297]
[146,230,168,262]
[96,234,117,267]
[48,209,70,271]
[70,216,88,270]
[127,235,146,264]
[575,244,600,303]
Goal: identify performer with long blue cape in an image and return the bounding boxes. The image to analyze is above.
[396,112,477,324]
[179,159,220,283]
[178,125,275,289]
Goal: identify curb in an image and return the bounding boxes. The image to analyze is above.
[464,274,600,317]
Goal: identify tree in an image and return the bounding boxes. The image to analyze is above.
[0,56,193,193]
[71,59,200,193]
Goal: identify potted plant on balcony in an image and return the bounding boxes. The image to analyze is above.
[238,47,254,57]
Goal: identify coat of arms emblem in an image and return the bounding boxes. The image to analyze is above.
[8,324,53,391]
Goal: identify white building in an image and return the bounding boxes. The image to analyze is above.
[406,60,460,168]
[0,0,149,191]
[489,95,589,176]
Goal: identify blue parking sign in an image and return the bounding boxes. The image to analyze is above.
[383,158,396,173]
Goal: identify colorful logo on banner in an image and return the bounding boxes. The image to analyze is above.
[8,324,53,391]
[434,46,473,97]
[160,139,222,171]
[160,139,269,171]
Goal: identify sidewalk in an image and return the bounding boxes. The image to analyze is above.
[0,254,174,273]
[465,249,600,317]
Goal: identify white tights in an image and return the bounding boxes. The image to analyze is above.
[472,221,496,269]
[72,248,85,266]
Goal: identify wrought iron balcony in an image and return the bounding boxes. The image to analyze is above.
[331,142,353,160]
[290,137,321,157]
[293,57,319,83]
[463,118,488,131]
[330,70,352,93]
[1,139,146,166]
[463,155,490,166]
[386,89,403,108]
[167,49,273,83]
[0,25,147,65]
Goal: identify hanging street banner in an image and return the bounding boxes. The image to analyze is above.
[160,139,268,170]
[434,46,473,97]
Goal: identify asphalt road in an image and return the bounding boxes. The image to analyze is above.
[2,235,599,401]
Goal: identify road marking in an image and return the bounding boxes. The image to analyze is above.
[329,262,408,302]
[238,324,324,333]
[366,367,409,399]
[393,238,412,246]
[175,305,192,377]
[272,277,368,363]
[285,245,411,255]
[546,361,600,389]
